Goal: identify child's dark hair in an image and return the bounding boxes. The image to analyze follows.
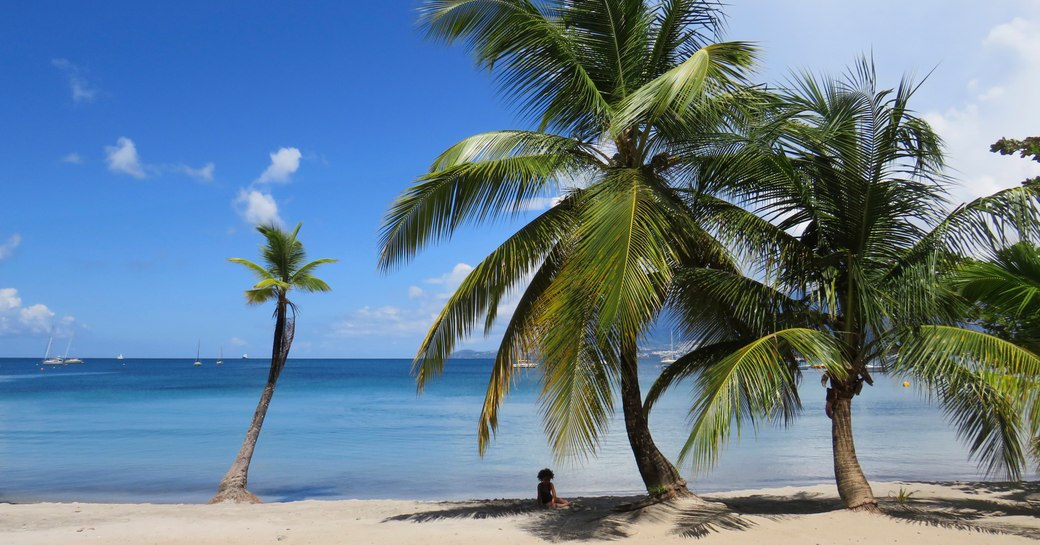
[537,468,554,480]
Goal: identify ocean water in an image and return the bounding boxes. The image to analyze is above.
[0,357,1022,503]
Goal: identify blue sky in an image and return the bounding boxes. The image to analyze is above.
[2,1,1038,359]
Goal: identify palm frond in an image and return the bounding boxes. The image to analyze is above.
[476,239,570,454]
[419,0,612,131]
[291,258,339,286]
[228,257,273,281]
[679,328,844,471]
[412,198,575,391]
[536,277,618,459]
[897,325,1040,478]
[379,151,584,271]
[612,41,757,134]
[564,168,678,340]
[429,130,606,171]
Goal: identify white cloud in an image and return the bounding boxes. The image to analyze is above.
[923,13,1040,203]
[0,234,21,261]
[425,263,474,288]
[104,137,147,179]
[102,137,214,181]
[19,304,56,333]
[256,147,302,184]
[61,153,82,164]
[521,196,566,212]
[51,58,98,103]
[330,262,528,350]
[0,288,20,311]
[228,337,248,347]
[179,162,215,181]
[234,188,283,227]
[329,305,434,337]
[0,288,73,337]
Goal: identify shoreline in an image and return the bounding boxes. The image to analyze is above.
[3,481,1038,544]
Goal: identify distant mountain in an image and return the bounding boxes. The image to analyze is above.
[449,349,498,359]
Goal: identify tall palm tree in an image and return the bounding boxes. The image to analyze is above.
[379,0,774,500]
[647,60,1040,511]
[211,223,336,503]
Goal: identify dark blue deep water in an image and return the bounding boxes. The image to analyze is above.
[0,358,1017,503]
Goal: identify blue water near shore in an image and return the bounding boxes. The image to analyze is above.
[0,357,1022,503]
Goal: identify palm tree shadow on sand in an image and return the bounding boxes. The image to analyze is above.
[877,481,1040,540]
[384,495,756,541]
[384,483,1040,541]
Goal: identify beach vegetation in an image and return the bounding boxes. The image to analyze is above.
[378,0,798,501]
[211,222,336,504]
[893,487,917,505]
[645,59,1040,511]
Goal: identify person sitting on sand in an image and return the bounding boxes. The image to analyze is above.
[537,468,571,508]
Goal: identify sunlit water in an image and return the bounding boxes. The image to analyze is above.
[0,357,1022,503]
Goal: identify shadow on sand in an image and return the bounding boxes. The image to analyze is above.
[384,482,1040,542]
[384,495,754,541]
[878,481,1040,540]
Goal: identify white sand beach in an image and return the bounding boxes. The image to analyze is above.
[2,481,1038,544]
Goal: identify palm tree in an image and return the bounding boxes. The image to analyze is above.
[647,60,1040,511]
[211,223,336,503]
[379,0,769,500]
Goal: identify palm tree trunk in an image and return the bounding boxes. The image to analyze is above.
[829,383,878,512]
[210,302,290,504]
[619,344,691,500]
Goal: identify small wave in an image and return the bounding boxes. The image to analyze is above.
[0,371,118,382]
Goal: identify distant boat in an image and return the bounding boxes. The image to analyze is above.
[216,346,224,366]
[42,336,64,365]
[242,353,248,359]
[62,337,83,364]
[659,331,678,366]
[512,359,538,369]
[116,354,124,360]
[194,340,202,367]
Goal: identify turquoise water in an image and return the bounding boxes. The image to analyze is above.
[0,357,1017,503]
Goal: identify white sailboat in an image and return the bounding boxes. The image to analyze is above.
[42,336,64,365]
[659,331,677,366]
[193,340,202,367]
[62,337,84,364]
[216,345,224,366]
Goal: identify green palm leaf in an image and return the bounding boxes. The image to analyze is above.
[680,328,844,470]
[897,325,1040,478]
[612,41,757,134]
[379,152,583,270]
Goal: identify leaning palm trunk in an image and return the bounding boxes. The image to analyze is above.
[211,305,294,503]
[620,347,689,499]
[829,381,877,511]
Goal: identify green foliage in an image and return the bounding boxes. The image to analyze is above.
[893,487,917,505]
[991,136,1040,163]
[956,242,1040,352]
[230,222,337,309]
[382,0,761,459]
[648,58,1040,482]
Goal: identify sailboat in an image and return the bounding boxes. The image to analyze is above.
[216,346,224,366]
[193,340,202,367]
[62,337,84,364]
[42,336,64,365]
[659,331,677,366]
